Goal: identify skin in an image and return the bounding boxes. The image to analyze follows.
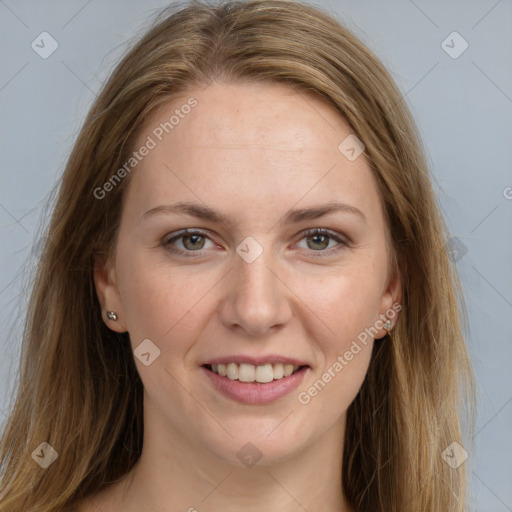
[89,81,401,512]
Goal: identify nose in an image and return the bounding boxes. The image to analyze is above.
[217,249,293,336]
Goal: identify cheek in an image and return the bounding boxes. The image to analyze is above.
[294,272,378,418]
[296,262,385,344]
[116,248,219,349]
[118,268,173,339]
[116,233,387,355]
[293,261,383,401]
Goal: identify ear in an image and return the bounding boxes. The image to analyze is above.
[375,266,403,340]
[93,253,128,333]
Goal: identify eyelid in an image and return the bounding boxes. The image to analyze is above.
[163,228,211,244]
[298,227,349,244]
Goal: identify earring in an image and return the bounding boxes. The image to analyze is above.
[383,319,393,336]
[106,311,118,321]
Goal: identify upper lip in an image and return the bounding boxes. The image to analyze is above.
[201,355,310,367]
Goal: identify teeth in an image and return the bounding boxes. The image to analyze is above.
[209,362,301,383]
[238,363,255,382]
[226,363,238,380]
[255,364,274,383]
[218,363,227,377]
[272,363,284,379]
[283,364,294,377]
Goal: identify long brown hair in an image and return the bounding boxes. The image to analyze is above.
[0,1,474,510]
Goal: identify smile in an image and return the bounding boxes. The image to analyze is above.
[201,362,310,404]
[205,362,302,383]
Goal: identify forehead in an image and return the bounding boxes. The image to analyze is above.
[125,81,383,225]
[148,81,351,157]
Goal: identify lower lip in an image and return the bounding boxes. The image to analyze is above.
[201,366,309,404]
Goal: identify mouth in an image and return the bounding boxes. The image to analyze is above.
[201,361,310,404]
[203,362,306,383]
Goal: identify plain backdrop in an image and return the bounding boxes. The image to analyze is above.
[0,0,511,510]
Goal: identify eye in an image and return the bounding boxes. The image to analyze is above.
[295,228,347,254]
[163,227,348,258]
[164,229,216,255]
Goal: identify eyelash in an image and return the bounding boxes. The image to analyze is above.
[163,228,348,258]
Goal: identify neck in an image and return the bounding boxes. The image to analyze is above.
[92,407,351,512]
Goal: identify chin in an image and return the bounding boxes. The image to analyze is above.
[195,420,313,468]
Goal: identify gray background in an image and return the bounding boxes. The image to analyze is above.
[0,0,511,510]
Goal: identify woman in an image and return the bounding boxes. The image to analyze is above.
[0,1,474,511]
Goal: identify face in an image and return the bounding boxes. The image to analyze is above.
[95,81,401,467]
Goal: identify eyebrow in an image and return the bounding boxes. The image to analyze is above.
[141,200,366,227]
